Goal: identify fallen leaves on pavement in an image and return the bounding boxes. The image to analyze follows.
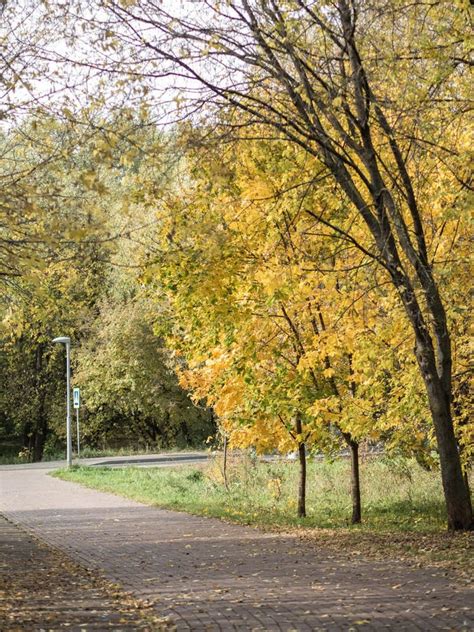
[0,517,174,631]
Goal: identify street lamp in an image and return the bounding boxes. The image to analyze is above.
[52,336,72,467]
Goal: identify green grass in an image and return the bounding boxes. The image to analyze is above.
[54,454,450,532]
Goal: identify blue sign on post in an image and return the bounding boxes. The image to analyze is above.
[73,387,80,409]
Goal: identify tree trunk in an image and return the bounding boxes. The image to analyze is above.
[180,421,191,444]
[422,375,473,530]
[295,414,306,518]
[342,433,361,524]
[463,471,471,501]
[222,431,229,491]
[23,424,32,459]
[32,399,47,462]
[334,0,472,530]
[399,290,473,530]
[32,344,48,462]
[349,440,361,524]
[378,256,472,530]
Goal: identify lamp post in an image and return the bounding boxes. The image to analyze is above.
[52,336,72,467]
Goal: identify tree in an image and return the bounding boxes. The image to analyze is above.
[0,113,140,458]
[74,295,215,449]
[145,131,401,521]
[0,0,87,280]
[91,0,473,529]
[0,250,106,460]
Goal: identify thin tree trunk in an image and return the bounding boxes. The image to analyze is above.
[295,413,306,518]
[349,440,361,524]
[346,356,362,524]
[23,424,32,459]
[180,421,191,444]
[222,431,229,491]
[33,344,47,462]
[308,308,361,524]
[32,400,47,462]
[342,432,361,524]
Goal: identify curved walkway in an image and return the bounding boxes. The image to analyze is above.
[1,465,472,631]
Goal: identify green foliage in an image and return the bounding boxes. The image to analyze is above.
[0,113,207,459]
[74,296,215,449]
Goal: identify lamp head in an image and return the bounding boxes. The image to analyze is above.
[52,336,71,344]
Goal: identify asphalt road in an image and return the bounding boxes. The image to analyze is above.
[0,451,209,471]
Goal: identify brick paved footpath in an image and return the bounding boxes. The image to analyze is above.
[1,465,472,631]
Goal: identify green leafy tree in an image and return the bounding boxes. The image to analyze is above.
[75,296,215,449]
